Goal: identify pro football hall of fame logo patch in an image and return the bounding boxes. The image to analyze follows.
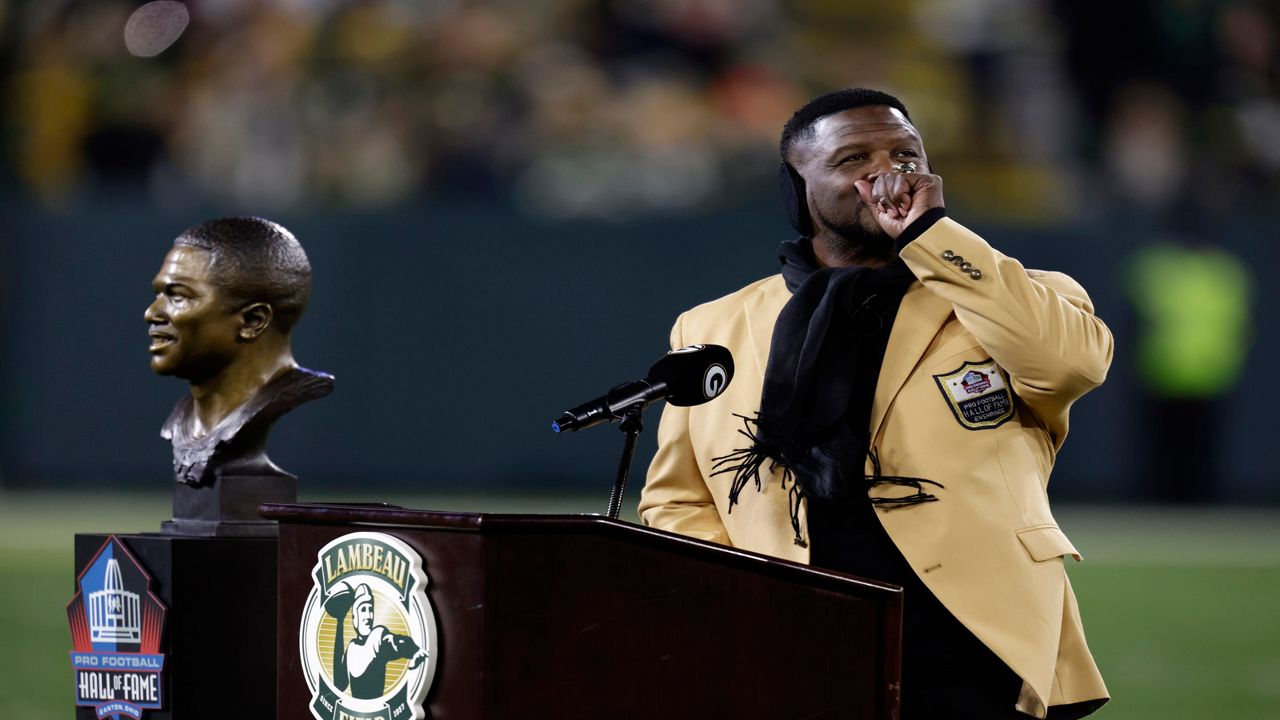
[67,536,167,720]
[933,359,1016,430]
[300,531,438,720]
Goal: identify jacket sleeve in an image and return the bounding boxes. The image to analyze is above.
[637,313,732,545]
[899,217,1113,444]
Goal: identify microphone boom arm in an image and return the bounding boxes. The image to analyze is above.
[606,405,645,519]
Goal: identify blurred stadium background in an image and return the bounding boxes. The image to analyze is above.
[1,0,1277,717]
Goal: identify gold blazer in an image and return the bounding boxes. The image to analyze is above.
[640,218,1113,718]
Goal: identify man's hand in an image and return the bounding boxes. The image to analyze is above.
[854,171,945,239]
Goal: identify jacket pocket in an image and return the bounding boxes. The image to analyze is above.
[1016,524,1082,562]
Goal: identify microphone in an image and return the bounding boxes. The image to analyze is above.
[551,344,734,433]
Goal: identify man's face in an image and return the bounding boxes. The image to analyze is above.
[793,105,928,245]
[144,246,242,382]
[353,600,374,638]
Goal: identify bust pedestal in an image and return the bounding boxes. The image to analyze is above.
[161,474,296,537]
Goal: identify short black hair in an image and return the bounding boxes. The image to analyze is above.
[780,88,912,163]
[174,217,312,332]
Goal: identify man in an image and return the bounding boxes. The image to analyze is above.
[639,89,1111,719]
[145,216,333,486]
[332,583,427,699]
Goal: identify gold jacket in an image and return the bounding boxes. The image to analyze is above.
[639,218,1112,718]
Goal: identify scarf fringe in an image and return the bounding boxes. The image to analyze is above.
[712,414,807,547]
[865,448,945,509]
[712,416,944,548]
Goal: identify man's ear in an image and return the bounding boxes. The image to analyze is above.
[238,303,274,341]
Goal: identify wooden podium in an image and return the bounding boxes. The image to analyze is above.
[263,503,903,720]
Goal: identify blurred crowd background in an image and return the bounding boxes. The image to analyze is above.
[1,0,1277,503]
[7,0,1280,219]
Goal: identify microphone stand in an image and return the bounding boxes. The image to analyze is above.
[606,405,644,519]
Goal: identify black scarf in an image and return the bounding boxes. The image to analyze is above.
[713,235,943,547]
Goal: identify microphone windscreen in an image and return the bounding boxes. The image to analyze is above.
[647,344,734,407]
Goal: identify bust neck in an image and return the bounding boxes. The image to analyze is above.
[188,340,297,438]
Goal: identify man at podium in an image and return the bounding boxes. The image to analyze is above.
[639,89,1111,719]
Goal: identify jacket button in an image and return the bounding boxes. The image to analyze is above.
[969,268,983,280]
[941,250,955,261]
[951,255,965,266]
[960,261,972,272]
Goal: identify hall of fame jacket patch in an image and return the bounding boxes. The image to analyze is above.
[933,359,1016,430]
[299,532,438,720]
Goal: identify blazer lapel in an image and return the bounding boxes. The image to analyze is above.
[741,275,951,443]
[869,282,953,442]
[741,275,790,380]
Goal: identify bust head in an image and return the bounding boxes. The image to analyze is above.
[145,217,311,383]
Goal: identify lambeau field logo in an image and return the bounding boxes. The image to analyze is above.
[300,532,438,720]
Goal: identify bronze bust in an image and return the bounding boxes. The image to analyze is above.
[146,217,332,533]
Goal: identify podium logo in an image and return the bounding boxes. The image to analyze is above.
[67,536,167,720]
[300,532,438,720]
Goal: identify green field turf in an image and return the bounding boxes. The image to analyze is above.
[2,491,1277,718]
